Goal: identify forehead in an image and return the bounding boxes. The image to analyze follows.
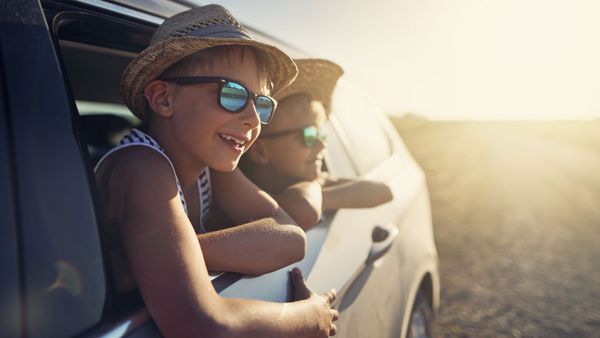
[200,51,262,84]
[168,46,270,92]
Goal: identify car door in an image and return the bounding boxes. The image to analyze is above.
[322,85,433,338]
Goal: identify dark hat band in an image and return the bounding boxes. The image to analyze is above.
[188,24,253,40]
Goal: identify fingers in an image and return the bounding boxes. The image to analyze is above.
[331,309,339,322]
[321,288,337,305]
[290,267,311,301]
[330,323,337,336]
[290,267,305,285]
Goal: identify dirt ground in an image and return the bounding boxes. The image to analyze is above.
[393,119,600,338]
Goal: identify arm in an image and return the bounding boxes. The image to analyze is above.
[272,180,323,231]
[322,177,393,210]
[99,149,337,338]
[203,168,306,275]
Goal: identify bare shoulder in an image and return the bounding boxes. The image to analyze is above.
[95,146,180,218]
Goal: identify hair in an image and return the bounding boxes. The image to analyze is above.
[143,45,273,120]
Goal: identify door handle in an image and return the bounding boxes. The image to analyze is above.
[366,223,399,265]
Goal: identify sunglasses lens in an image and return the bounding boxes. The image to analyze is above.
[255,96,274,124]
[303,126,319,147]
[220,81,249,112]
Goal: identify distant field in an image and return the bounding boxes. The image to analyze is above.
[391,118,600,338]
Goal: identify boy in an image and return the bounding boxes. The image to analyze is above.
[241,59,393,230]
[95,6,338,337]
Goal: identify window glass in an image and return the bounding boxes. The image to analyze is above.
[330,85,391,174]
[77,101,139,121]
[323,119,357,178]
[76,101,139,166]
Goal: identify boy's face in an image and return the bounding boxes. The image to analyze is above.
[167,50,265,172]
[260,96,327,182]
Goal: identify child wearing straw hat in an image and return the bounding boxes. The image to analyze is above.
[95,5,338,337]
[240,59,393,230]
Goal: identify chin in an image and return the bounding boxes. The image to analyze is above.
[300,170,319,181]
[211,160,239,172]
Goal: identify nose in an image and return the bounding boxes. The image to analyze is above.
[240,100,261,129]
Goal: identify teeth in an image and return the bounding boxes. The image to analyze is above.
[220,134,246,146]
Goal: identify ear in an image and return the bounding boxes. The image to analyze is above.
[246,139,270,165]
[144,80,175,118]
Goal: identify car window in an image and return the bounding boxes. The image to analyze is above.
[76,101,140,167]
[48,5,150,313]
[323,119,358,178]
[330,85,392,174]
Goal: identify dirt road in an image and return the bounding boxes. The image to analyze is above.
[395,120,600,337]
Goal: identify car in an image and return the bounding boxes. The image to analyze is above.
[0,1,439,337]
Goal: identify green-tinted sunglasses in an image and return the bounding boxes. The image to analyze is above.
[261,125,326,148]
[160,76,277,124]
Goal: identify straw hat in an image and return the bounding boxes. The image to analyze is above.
[122,4,298,119]
[273,59,344,114]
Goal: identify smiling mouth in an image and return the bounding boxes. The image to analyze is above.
[219,133,248,151]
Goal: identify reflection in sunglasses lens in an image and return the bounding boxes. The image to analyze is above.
[220,82,248,112]
[304,126,318,148]
[255,96,274,123]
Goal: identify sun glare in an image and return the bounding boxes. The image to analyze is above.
[215,0,600,120]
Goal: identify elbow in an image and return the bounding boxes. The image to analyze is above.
[382,184,394,204]
[243,225,306,276]
[294,208,321,231]
[288,198,322,231]
[289,225,307,262]
[369,183,393,207]
[280,224,307,263]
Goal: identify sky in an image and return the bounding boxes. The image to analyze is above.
[208,0,600,120]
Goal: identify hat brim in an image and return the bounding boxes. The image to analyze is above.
[122,36,298,119]
[273,59,344,114]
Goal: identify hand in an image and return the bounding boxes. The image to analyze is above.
[290,267,339,336]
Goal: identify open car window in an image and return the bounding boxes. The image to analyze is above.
[330,83,393,175]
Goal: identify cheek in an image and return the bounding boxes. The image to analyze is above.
[283,146,312,169]
[248,128,261,146]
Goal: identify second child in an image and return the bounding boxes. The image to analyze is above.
[241,59,393,230]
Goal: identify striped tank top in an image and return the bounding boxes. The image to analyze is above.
[94,128,211,233]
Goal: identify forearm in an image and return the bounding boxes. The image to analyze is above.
[218,298,321,338]
[198,218,306,275]
[274,181,323,230]
[322,180,393,210]
[160,291,324,338]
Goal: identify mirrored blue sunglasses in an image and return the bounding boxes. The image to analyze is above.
[261,125,326,148]
[160,76,277,124]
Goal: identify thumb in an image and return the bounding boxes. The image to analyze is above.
[290,267,311,301]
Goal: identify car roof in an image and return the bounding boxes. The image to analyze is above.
[74,0,307,57]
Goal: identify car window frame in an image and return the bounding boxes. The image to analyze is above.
[3,1,109,336]
[0,48,22,338]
